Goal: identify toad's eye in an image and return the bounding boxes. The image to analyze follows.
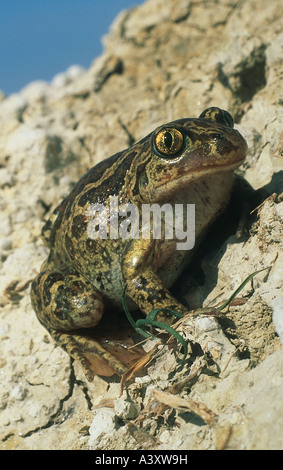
[154,128,184,157]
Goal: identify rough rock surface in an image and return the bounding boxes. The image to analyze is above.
[0,0,282,450]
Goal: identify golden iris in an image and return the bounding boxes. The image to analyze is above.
[154,128,184,156]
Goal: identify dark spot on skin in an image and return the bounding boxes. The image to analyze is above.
[151,290,168,302]
[125,150,138,160]
[71,214,87,239]
[71,280,85,293]
[43,290,51,308]
[54,284,69,319]
[136,276,167,302]
[154,164,166,174]
[77,150,136,207]
[42,219,52,235]
[45,272,64,288]
[132,150,151,196]
[78,188,99,208]
[86,238,95,250]
[31,279,42,313]
[35,295,42,313]
[54,306,67,320]
[95,273,104,290]
[42,272,64,307]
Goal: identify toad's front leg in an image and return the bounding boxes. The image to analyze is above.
[122,239,189,324]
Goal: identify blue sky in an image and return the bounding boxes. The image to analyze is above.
[0,0,143,96]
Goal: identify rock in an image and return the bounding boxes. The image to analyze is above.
[0,168,15,188]
[88,409,117,449]
[51,65,86,88]
[114,395,139,420]
[272,297,283,344]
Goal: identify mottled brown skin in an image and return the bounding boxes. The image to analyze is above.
[31,107,247,380]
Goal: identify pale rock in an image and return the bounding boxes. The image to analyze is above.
[272,297,283,344]
[88,408,116,449]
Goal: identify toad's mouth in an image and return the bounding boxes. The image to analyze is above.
[152,144,246,195]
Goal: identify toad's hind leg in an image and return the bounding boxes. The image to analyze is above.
[31,267,128,381]
[46,328,129,381]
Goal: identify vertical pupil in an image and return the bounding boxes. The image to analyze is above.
[164,132,173,149]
